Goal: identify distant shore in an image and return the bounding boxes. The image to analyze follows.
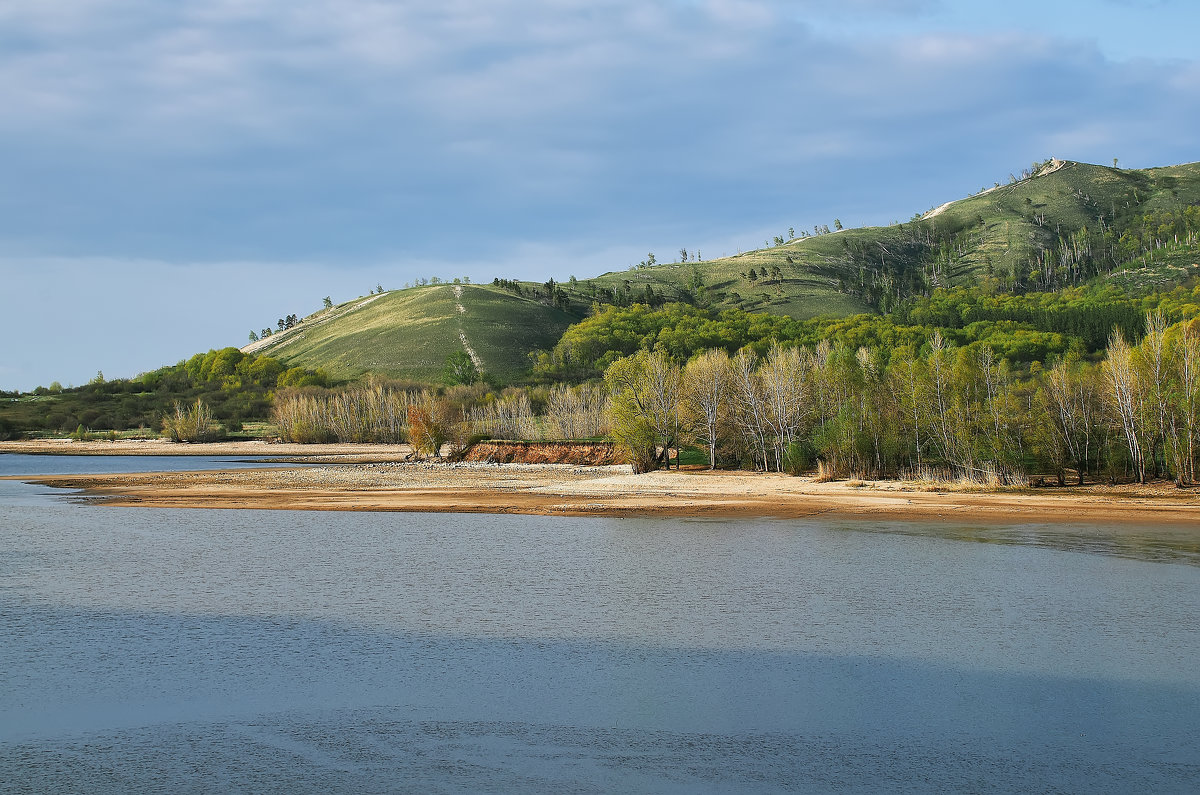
[4,440,1200,526]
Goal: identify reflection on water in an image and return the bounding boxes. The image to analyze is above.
[834,519,1200,567]
[2,467,1200,792]
[0,452,322,508]
[0,452,314,477]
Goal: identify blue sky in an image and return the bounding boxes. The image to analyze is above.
[2,0,1199,390]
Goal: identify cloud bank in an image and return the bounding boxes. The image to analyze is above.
[1,0,1198,388]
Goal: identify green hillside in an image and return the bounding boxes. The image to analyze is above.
[245,284,580,383]
[245,159,1200,385]
[581,159,1200,315]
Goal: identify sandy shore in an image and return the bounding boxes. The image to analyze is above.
[6,446,1200,525]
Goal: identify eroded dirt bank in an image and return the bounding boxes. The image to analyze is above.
[458,441,622,465]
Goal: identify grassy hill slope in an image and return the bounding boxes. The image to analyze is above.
[244,159,1200,385]
[914,159,1200,282]
[244,284,579,383]
[582,159,1200,317]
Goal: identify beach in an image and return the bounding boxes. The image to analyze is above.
[4,440,1200,525]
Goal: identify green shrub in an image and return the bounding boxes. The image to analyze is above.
[783,441,815,476]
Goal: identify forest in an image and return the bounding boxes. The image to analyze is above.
[6,274,1200,488]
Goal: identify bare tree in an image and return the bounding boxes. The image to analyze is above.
[758,344,807,472]
[545,383,609,440]
[729,350,770,470]
[1042,357,1101,484]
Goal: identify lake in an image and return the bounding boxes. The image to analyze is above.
[2,454,1199,792]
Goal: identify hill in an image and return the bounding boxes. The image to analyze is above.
[243,283,580,383]
[6,159,1200,438]
[244,159,1200,384]
[582,159,1200,313]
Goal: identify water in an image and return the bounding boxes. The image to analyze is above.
[0,452,311,477]
[0,452,315,507]
[2,456,1199,792]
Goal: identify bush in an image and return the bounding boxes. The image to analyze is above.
[161,399,223,443]
[407,404,447,458]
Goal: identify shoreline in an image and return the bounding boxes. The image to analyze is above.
[6,450,1200,526]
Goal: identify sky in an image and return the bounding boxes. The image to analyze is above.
[2,0,1199,391]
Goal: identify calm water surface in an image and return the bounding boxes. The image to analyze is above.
[0,452,313,477]
[1,455,1198,792]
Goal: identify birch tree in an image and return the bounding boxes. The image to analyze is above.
[1104,329,1147,482]
[1040,356,1096,484]
[855,346,894,476]
[759,344,808,472]
[729,349,770,470]
[927,331,966,471]
[1137,311,1177,480]
[888,344,928,470]
[1176,324,1200,484]
[682,349,732,469]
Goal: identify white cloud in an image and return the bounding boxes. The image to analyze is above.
[0,0,1190,163]
[0,2,1193,218]
[2,0,1200,388]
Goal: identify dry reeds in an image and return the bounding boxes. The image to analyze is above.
[544,383,610,439]
[272,384,413,444]
[468,391,540,440]
[271,381,612,448]
[898,462,1026,488]
[813,459,837,482]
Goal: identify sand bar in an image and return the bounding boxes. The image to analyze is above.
[3,440,1199,526]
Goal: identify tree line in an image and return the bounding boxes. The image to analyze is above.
[6,268,1200,485]
[534,281,1200,383]
[603,311,1200,483]
[1,348,327,437]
